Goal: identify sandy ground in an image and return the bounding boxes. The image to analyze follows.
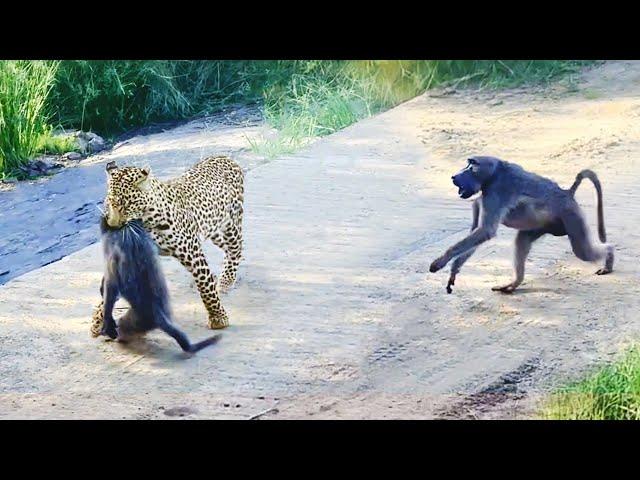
[1,61,640,419]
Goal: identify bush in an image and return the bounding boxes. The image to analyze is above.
[0,60,59,177]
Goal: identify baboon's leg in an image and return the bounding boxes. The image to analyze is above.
[210,205,244,293]
[562,209,614,275]
[100,281,119,339]
[447,199,480,293]
[492,229,545,293]
[114,308,137,342]
[178,236,229,329]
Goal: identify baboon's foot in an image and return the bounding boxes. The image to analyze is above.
[116,335,132,344]
[116,329,145,343]
[491,283,519,294]
[208,313,230,330]
[100,324,118,340]
[595,267,613,275]
[446,275,456,294]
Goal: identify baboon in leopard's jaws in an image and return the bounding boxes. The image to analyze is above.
[98,216,221,353]
[429,156,614,293]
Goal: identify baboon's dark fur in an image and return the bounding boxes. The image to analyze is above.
[430,156,614,293]
[98,216,220,353]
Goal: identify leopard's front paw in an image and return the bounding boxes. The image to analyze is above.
[208,312,229,330]
[90,308,104,338]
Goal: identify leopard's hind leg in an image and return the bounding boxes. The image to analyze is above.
[90,300,104,338]
[211,202,243,293]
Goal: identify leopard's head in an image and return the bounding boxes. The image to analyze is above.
[103,161,154,228]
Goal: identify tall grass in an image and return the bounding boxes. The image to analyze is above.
[49,60,592,140]
[542,346,640,420]
[48,60,301,133]
[0,60,59,177]
[35,129,79,155]
[254,60,594,156]
[0,60,595,177]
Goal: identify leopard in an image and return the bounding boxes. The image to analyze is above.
[90,155,244,337]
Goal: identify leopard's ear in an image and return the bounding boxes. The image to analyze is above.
[137,165,152,191]
[105,161,118,175]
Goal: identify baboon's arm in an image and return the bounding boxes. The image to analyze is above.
[446,199,480,292]
[430,194,505,273]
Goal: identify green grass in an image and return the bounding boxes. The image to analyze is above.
[583,88,602,100]
[245,130,303,158]
[542,346,640,420]
[48,60,300,134]
[48,60,595,145]
[0,60,59,178]
[253,60,596,157]
[35,130,79,155]
[1,60,597,176]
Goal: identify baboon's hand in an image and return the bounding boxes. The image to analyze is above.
[429,256,448,273]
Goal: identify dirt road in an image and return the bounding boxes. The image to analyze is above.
[1,61,639,419]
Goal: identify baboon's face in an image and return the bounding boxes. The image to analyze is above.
[451,156,499,199]
[104,162,152,228]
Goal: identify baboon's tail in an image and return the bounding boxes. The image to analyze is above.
[159,317,221,353]
[189,334,222,353]
[569,169,606,242]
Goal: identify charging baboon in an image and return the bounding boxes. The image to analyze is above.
[429,156,614,293]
